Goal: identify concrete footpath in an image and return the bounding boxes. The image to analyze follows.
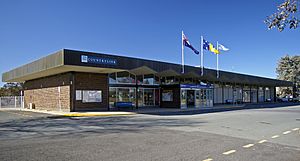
[1,102,299,117]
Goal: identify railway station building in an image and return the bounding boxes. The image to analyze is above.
[2,49,293,112]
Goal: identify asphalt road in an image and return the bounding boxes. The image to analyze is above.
[0,105,299,161]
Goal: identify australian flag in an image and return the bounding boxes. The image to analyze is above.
[182,33,199,55]
[203,39,210,50]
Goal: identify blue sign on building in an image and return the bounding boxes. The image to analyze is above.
[81,55,117,65]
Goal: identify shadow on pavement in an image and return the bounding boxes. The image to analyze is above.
[0,115,207,140]
[126,102,300,116]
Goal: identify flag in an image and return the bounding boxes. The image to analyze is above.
[203,39,219,54]
[203,39,210,50]
[209,44,219,54]
[218,44,229,51]
[182,32,199,55]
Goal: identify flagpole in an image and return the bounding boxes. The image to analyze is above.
[217,41,219,78]
[200,36,203,76]
[181,31,184,73]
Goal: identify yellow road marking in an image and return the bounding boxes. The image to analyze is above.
[202,158,213,161]
[271,135,279,139]
[283,131,291,135]
[258,140,267,144]
[243,144,254,148]
[292,128,299,131]
[222,150,236,155]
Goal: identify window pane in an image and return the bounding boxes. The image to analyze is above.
[117,71,135,84]
[82,90,102,103]
[109,73,116,84]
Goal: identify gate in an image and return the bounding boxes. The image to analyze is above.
[0,96,24,108]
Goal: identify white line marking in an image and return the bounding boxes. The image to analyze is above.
[202,158,213,161]
[292,128,299,131]
[271,135,279,139]
[283,131,291,135]
[258,140,267,144]
[243,144,254,148]
[222,150,236,155]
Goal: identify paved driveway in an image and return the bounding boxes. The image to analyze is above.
[0,105,299,161]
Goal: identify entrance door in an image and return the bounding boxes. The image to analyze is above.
[144,89,155,106]
[187,90,195,107]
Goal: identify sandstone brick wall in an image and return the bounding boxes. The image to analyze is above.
[24,73,72,112]
[24,86,70,111]
[23,72,109,112]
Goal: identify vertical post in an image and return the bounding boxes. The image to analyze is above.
[20,91,24,109]
[0,97,1,108]
[200,36,204,76]
[181,31,185,74]
[216,41,219,78]
[14,96,17,108]
[58,86,61,111]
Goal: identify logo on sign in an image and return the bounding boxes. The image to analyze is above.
[81,55,117,65]
[81,55,88,63]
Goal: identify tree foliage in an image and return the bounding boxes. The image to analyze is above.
[276,55,300,97]
[0,83,23,97]
[265,0,299,32]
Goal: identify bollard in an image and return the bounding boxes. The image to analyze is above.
[14,96,17,108]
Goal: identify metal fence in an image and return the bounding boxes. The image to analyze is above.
[0,96,24,108]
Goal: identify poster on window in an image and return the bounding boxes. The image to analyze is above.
[82,90,102,103]
[162,90,173,101]
[76,90,82,100]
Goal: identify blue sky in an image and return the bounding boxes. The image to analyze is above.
[0,0,299,86]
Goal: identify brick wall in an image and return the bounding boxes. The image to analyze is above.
[23,72,109,111]
[24,73,72,111]
[73,72,108,111]
[24,86,70,111]
[160,85,180,108]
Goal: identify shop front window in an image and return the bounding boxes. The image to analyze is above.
[109,88,116,108]
[116,71,136,84]
[117,88,136,106]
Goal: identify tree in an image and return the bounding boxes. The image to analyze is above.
[265,0,299,32]
[0,83,23,97]
[276,55,300,97]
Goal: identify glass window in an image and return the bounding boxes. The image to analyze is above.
[164,76,179,84]
[143,74,154,85]
[155,76,160,84]
[109,73,116,84]
[109,88,116,108]
[76,90,82,101]
[136,75,143,85]
[117,88,136,106]
[116,71,136,84]
[82,90,102,103]
[162,90,173,101]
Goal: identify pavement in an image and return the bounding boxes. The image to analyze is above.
[0,104,299,161]
[2,102,298,117]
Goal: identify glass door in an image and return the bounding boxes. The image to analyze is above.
[143,89,155,106]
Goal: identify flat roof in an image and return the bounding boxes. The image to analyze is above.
[2,49,292,87]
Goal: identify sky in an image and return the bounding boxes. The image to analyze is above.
[0,0,299,86]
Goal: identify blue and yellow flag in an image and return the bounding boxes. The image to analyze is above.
[203,39,219,54]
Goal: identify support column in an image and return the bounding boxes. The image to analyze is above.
[70,72,76,112]
[257,86,259,103]
[222,83,225,104]
[273,86,277,102]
